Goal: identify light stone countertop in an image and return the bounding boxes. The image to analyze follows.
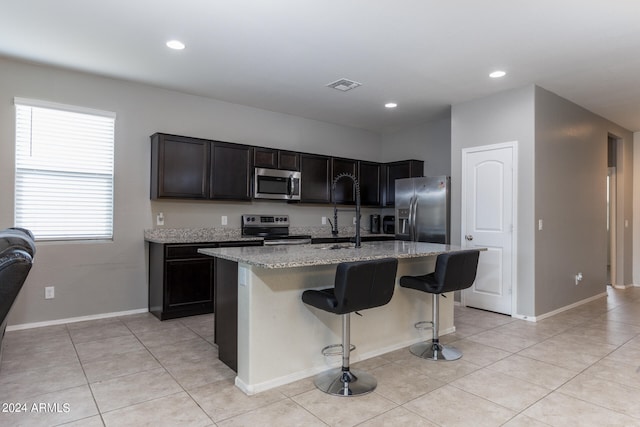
[199,240,471,269]
[144,226,394,244]
[144,227,261,244]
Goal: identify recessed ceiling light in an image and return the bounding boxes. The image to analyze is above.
[166,40,185,50]
[385,102,398,109]
[489,70,506,78]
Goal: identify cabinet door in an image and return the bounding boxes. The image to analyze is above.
[253,147,278,169]
[278,151,300,171]
[359,161,382,206]
[165,258,214,312]
[151,134,209,199]
[210,141,252,200]
[384,160,424,206]
[331,158,357,204]
[300,154,331,203]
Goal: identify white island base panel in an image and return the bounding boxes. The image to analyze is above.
[234,256,454,395]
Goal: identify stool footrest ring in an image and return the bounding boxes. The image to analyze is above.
[321,343,356,357]
[414,320,434,331]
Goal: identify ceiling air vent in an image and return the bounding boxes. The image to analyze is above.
[326,78,362,92]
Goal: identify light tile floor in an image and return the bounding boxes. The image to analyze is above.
[2,286,640,426]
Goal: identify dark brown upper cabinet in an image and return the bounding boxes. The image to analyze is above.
[151,133,251,201]
[331,157,357,204]
[253,147,277,169]
[300,154,331,203]
[254,147,300,171]
[278,151,300,171]
[359,161,382,206]
[151,133,210,199]
[210,141,252,200]
[384,160,424,206]
[152,132,421,206]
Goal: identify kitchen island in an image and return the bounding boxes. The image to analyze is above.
[200,240,473,395]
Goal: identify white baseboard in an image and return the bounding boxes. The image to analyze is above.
[512,292,608,323]
[612,283,640,289]
[511,313,537,322]
[6,308,149,331]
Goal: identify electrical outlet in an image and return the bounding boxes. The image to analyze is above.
[575,272,583,285]
[538,219,543,231]
[45,286,55,299]
[321,216,327,225]
[221,216,228,225]
[156,212,164,226]
[353,216,356,225]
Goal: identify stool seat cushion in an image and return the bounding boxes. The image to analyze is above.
[301,288,338,312]
[399,250,480,294]
[302,258,398,315]
[399,273,440,293]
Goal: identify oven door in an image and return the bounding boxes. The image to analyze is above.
[254,168,301,200]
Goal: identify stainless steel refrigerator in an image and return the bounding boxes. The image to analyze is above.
[395,176,450,244]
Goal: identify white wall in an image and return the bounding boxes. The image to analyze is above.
[0,57,389,326]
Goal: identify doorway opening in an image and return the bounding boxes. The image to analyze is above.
[607,135,618,287]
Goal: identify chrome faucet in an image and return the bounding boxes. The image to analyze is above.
[331,173,361,248]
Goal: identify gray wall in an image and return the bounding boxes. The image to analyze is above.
[0,57,388,326]
[381,109,452,177]
[451,85,536,316]
[633,131,640,286]
[1,57,452,326]
[534,87,633,314]
[452,84,633,318]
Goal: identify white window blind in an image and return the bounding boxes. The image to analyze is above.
[14,98,115,241]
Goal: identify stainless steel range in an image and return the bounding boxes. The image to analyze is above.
[241,214,312,246]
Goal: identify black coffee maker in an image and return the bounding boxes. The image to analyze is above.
[369,214,380,234]
[383,215,395,234]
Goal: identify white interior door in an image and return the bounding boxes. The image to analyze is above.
[461,142,516,315]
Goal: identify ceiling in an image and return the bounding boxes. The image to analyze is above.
[1,1,639,133]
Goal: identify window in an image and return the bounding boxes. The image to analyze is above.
[14,98,115,241]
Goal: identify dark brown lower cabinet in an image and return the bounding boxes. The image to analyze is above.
[215,258,239,371]
[212,240,262,372]
[149,242,218,320]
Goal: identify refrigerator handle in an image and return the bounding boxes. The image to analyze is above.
[411,195,419,241]
[406,196,414,240]
[409,196,417,241]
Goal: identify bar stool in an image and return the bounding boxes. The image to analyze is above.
[400,250,480,361]
[302,258,398,396]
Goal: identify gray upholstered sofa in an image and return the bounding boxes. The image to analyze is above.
[0,228,36,361]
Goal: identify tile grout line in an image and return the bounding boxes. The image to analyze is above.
[66,322,107,427]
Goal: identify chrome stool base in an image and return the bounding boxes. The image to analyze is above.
[409,340,462,361]
[314,368,377,396]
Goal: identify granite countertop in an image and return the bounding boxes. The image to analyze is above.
[144,226,394,244]
[144,228,262,244]
[199,240,468,269]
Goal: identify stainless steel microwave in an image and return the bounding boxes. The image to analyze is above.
[254,168,301,200]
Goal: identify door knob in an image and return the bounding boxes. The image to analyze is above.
[465,235,473,241]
